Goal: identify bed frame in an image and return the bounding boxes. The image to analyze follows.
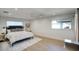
[6,26,34,46]
[6,26,24,34]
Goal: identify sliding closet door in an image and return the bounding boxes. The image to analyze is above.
[74,8,79,42]
[77,8,79,42]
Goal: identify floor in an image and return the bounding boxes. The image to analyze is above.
[0,36,78,51]
[24,37,75,51]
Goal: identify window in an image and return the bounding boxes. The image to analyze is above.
[52,21,61,29]
[62,22,71,29]
[52,20,72,29]
[7,21,23,26]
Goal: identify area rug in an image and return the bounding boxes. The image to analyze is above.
[0,37,42,51]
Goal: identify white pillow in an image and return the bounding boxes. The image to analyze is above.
[7,30,11,33]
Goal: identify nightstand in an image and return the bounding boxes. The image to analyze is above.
[0,33,5,42]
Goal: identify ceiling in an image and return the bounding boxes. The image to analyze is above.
[0,8,76,20]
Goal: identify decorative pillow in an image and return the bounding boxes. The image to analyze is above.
[10,28,24,32]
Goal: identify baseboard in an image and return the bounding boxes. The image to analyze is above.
[33,32,64,42]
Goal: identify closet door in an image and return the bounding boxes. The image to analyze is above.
[77,8,79,42]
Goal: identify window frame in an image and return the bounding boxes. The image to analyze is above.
[51,20,72,30]
[6,21,23,26]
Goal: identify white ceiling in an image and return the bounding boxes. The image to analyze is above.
[0,8,76,20]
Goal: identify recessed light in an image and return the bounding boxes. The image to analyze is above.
[8,13,11,15]
[3,10,9,13]
[3,10,12,16]
[15,8,18,11]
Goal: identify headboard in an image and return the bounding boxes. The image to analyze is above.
[6,26,24,32]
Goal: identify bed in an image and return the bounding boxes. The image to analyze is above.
[6,26,34,46]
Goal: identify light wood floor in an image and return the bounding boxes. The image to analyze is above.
[24,37,74,51]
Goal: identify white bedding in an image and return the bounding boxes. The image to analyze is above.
[6,31,34,45]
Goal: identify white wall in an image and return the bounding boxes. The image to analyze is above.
[0,14,75,41]
[31,14,75,41]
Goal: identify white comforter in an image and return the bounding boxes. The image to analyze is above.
[6,31,34,45]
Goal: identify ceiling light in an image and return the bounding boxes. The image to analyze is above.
[3,10,12,16]
[3,10,9,13]
[8,13,11,15]
[15,8,18,11]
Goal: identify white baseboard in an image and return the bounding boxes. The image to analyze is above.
[33,32,64,42]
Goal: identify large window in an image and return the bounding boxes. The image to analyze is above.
[52,20,72,29]
[7,21,23,26]
[52,21,61,29]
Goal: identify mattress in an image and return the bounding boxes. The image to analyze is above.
[6,31,34,45]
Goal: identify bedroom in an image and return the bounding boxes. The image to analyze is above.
[0,8,78,51]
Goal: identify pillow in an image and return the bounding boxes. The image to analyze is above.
[10,28,24,32]
[7,30,11,33]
